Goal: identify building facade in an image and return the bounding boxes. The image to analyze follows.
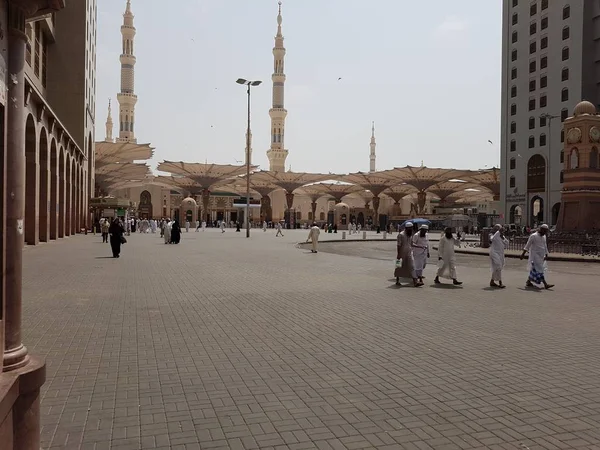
[21,0,97,245]
[500,0,600,227]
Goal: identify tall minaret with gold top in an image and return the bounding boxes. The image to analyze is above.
[369,122,376,172]
[105,99,114,142]
[117,0,138,143]
[266,1,288,172]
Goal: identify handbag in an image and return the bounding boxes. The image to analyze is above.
[120,235,127,244]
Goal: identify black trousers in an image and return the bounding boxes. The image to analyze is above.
[102,232,108,243]
[110,236,122,257]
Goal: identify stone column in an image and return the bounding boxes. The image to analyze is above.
[4,2,28,371]
[372,196,380,227]
[285,192,294,210]
[311,201,317,222]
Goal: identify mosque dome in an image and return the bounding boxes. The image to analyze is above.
[334,202,349,210]
[181,197,198,207]
[573,101,597,117]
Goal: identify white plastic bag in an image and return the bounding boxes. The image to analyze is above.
[395,259,403,268]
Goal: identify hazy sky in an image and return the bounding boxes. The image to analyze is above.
[95,0,502,174]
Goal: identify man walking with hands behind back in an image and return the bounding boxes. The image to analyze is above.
[307,223,320,253]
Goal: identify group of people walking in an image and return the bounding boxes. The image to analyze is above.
[160,219,182,244]
[394,222,554,290]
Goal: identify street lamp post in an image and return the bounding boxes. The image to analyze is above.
[540,113,560,225]
[236,78,262,238]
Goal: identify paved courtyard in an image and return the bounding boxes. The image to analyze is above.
[22,229,600,449]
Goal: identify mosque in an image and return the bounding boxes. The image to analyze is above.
[92,1,500,229]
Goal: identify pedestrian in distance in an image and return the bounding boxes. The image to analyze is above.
[306,222,320,253]
[489,224,509,288]
[101,218,110,243]
[108,218,125,258]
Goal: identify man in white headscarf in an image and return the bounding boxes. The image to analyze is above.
[163,219,172,244]
[520,224,554,289]
[435,227,463,286]
[489,224,509,288]
[306,223,321,253]
[395,222,422,287]
[411,224,430,284]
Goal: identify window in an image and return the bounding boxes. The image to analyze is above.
[541,17,548,30]
[561,88,569,102]
[529,136,535,148]
[591,148,598,169]
[511,86,517,98]
[512,67,518,80]
[511,104,517,116]
[563,5,570,19]
[529,60,536,73]
[529,98,536,111]
[41,39,47,88]
[530,22,537,35]
[562,47,569,61]
[513,0,518,6]
[511,122,517,134]
[529,79,536,92]
[542,0,548,10]
[541,36,548,49]
[512,31,518,43]
[529,116,536,129]
[561,108,568,122]
[560,171,564,183]
[562,67,569,81]
[510,140,516,152]
[529,41,536,54]
[510,158,516,170]
[320,212,325,221]
[512,49,518,61]
[510,176,516,188]
[570,149,579,169]
[512,13,518,25]
[25,25,32,66]
[540,134,547,146]
[527,154,546,192]
[561,130,564,142]
[560,150,564,163]
[540,75,547,88]
[563,26,570,40]
[530,3,537,16]
[540,95,547,108]
[541,56,547,69]
[540,116,547,127]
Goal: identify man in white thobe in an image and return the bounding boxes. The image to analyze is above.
[411,224,430,284]
[185,220,190,233]
[220,221,226,233]
[163,220,172,244]
[489,224,509,288]
[520,224,554,289]
[275,222,284,237]
[201,221,206,231]
[195,220,200,231]
[306,223,320,253]
[435,227,463,286]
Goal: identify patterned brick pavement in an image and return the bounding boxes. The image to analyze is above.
[21,229,600,449]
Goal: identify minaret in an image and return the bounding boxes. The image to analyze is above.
[369,122,376,172]
[116,0,138,143]
[266,1,288,172]
[105,99,114,142]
